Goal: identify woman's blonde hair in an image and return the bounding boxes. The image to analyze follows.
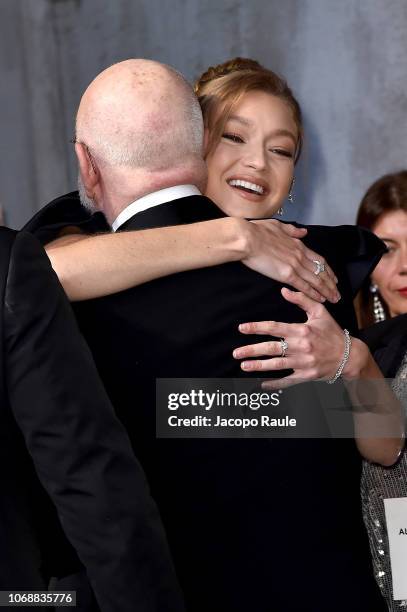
[194,57,303,161]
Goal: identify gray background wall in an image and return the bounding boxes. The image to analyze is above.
[1,0,407,229]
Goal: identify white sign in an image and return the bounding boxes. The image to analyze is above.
[384,497,407,600]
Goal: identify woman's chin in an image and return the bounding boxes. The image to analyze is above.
[216,198,281,219]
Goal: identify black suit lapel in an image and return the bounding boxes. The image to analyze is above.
[118,195,225,232]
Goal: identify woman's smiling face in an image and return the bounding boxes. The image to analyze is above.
[204,90,298,218]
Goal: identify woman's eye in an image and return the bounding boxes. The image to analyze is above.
[269,148,294,158]
[222,132,244,143]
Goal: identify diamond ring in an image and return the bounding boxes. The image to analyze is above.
[280,339,288,358]
[313,259,325,276]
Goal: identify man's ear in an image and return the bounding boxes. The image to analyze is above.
[75,142,99,196]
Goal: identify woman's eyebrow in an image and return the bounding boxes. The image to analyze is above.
[228,114,252,126]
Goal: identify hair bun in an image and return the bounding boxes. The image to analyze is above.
[194,57,264,94]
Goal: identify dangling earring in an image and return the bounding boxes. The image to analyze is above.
[288,177,295,203]
[370,282,386,322]
[277,178,296,216]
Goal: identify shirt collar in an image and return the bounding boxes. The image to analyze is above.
[111,184,201,231]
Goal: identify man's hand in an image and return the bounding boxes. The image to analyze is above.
[242,219,340,304]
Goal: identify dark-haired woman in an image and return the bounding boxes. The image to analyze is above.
[356,171,407,611]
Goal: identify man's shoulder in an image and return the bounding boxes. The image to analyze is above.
[27,191,83,226]
[23,191,109,246]
[0,226,17,243]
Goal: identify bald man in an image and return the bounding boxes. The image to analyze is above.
[25,60,387,612]
[73,60,207,224]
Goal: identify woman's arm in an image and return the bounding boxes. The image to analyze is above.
[45,218,339,302]
[343,340,405,467]
[233,288,404,467]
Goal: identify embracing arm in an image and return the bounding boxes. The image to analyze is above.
[45,217,339,302]
[341,340,405,467]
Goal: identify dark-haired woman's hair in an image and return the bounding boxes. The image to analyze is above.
[356,170,407,327]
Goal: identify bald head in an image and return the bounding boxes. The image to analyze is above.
[76,59,204,171]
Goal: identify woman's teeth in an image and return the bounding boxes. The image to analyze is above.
[228,179,264,195]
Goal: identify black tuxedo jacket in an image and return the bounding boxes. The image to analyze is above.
[25,193,388,611]
[0,228,183,612]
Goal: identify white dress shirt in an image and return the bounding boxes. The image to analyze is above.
[111,185,201,232]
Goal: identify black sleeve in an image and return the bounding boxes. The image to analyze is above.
[301,224,386,297]
[4,231,184,612]
[23,191,110,246]
[360,314,407,377]
[299,224,387,335]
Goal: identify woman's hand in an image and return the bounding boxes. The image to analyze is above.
[242,219,340,304]
[233,288,405,465]
[233,287,364,388]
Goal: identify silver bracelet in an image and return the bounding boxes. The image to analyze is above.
[327,329,351,384]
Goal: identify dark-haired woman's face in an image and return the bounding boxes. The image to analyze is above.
[371,210,407,317]
[204,91,297,218]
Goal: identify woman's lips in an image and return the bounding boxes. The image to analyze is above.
[226,178,269,202]
[396,287,407,297]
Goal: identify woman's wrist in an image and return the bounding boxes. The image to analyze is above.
[216,217,252,262]
[342,337,377,380]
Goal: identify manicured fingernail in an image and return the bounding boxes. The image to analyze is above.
[239,323,249,332]
[233,349,242,358]
[241,361,253,370]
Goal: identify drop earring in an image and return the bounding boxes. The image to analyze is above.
[288,177,295,203]
[370,282,386,322]
[277,178,296,216]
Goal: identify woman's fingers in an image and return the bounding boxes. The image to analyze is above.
[238,320,299,337]
[280,270,327,303]
[280,287,327,317]
[247,219,339,302]
[280,223,308,238]
[303,245,338,283]
[233,340,283,359]
[238,354,316,373]
[233,335,306,360]
[290,257,340,303]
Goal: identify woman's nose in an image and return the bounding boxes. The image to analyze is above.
[398,244,407,275]
[243,145,267,171]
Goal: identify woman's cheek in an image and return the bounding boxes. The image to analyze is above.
[371,257,389,287]
[371,257,396,311]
